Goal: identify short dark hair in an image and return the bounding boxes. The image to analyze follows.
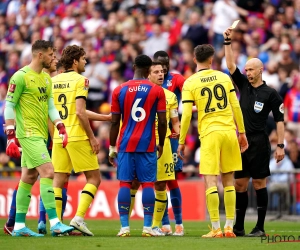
[60,45,85,70]
[134,54,152,69]
[194,44,215,63]
[153,51,169,60]
[151,61,163,67]
[31,40,54,53]
[56,60,64,71]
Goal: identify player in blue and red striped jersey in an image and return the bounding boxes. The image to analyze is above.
[129,51,185,236]
[109,54,167,237]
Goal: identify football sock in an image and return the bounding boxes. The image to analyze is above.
[38,196,46,224]
[53,187,63,221]
[255,187,268,231]
[168,180,182,225]
[40,178,59,227]
[129,189,137,217]
[161,196,170,226]
[234,191,248,230]
[76,183,97,218]
[61,187,67,219]
[7,184,18,227]
[118,182,131,228]
[142,183,155,227]
[152,190,167,228]
[206,186,220,230]
[224,186,236,228]
[15,181,32,230]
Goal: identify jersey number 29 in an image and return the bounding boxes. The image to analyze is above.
[201,84,227,113]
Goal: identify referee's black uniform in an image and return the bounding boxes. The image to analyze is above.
[230,67,284,179]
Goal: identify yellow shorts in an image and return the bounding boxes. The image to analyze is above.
[157,138,175,181]
[199,130,242,175]
[52,140,98,174]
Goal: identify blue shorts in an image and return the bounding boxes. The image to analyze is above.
[117,152,157,182]
[170,138,182,172]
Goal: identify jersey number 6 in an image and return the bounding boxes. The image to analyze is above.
[131,98,146,122]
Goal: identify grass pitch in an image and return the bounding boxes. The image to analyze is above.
[0,219,300,250]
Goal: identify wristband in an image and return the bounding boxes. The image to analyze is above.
[225,37,231,41]
[223,41,231,45]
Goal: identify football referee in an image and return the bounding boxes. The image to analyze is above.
[223,27,285,237]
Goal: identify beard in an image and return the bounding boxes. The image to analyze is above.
[42,61,51,69]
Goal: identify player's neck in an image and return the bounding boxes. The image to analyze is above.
[28,61,44,74]
[196,63,211,72]
[133,72,146,80]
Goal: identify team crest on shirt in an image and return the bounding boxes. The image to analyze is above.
[254,101,264,113]
[167,80,172,87]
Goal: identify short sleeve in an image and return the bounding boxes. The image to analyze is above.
[6,71,25,104]
[157,87,166,112]
[111,86,121,114]
[175,74,185,92]
[170,93,178,110]
[75,77,89,100]
[270,89,284,122]
[182,81,194,103]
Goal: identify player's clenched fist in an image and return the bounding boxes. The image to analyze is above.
[5,125,21,158]
[56,121,68,148]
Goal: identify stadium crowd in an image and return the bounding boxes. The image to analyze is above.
[0,0,300,189]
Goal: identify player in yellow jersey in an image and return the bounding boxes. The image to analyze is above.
[51,45,100,236]
[148,62,180,236]
[178,44,249,238]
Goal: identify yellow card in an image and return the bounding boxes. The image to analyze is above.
[231,20,240,29]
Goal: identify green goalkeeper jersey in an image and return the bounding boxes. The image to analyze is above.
[6,66,52,140]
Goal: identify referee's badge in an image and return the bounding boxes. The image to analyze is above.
[254,101,264,113]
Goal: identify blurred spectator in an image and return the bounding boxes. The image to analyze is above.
[269,152,294,210]
[82,50,109,112]
[95,0,120,21]
[291,36,300,65]
[0,83,6,153]
[287,141,300,169]
[0,60,8,86]
[211,0,247,52]
[262,61,280,91]
[83,9,106,36]
[278,43,299,76]
[142,23,169,57]
[181,11,208,48]
[284,74,300,138]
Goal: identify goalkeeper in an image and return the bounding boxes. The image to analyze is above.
[4,40,74,237]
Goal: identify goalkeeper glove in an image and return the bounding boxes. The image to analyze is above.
[6,125,21,158]
[109,145,117,158]
[56,121,68,148]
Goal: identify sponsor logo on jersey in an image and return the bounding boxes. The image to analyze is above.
[254,101,264,113]
[279,103,284,114]
[9,84,16,93]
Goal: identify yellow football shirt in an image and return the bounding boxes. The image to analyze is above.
[181,69,245,139]
[52,71,89,143]
[155,88,178,140]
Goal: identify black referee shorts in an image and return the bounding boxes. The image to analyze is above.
[235,132,271,180]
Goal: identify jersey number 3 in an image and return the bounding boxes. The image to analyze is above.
[201,84,227,113]
[58,94,68,119]
[131,98,146,122]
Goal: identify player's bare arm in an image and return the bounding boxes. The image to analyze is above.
[223,27,237,74]
[86,110,112,121]
[275,121,285,163]
[109,113,121,166]
[76,98,100,154]
[170,112,180,139]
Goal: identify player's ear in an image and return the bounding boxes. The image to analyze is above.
[193,57,197,64]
